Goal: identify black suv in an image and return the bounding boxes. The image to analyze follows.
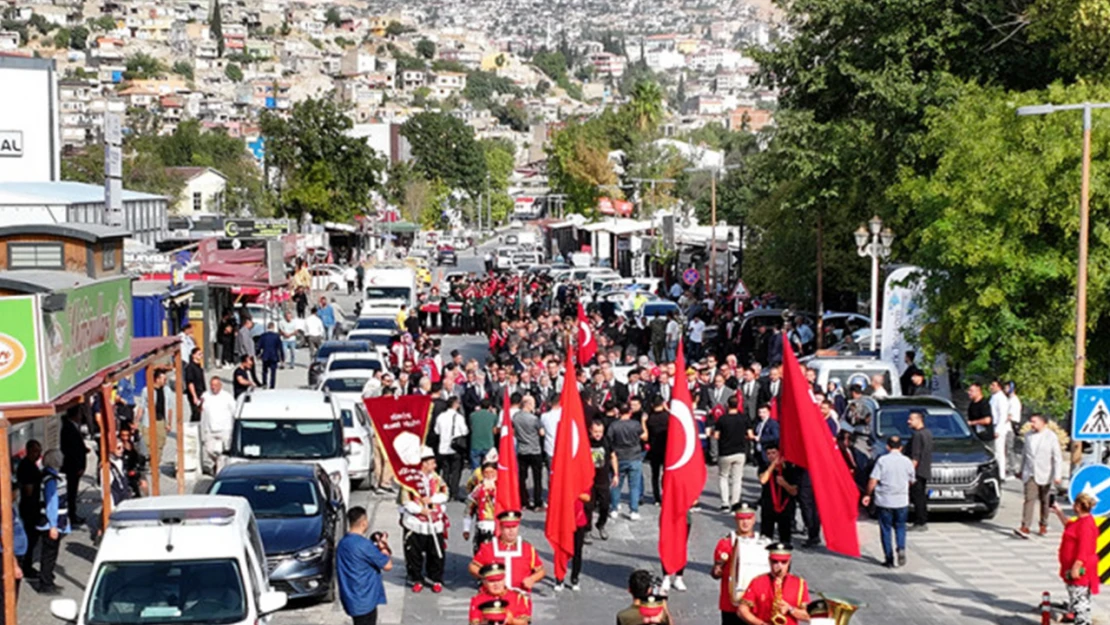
[859,396,1001,519]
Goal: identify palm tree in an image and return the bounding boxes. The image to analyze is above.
[628,80,664,133]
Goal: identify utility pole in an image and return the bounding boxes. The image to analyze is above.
[684,165,738,293]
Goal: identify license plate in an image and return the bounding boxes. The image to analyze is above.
[928,489,963,499]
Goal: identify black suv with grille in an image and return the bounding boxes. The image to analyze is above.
[858,396,1001,519]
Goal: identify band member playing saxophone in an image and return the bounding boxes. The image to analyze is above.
[738,543,810,625]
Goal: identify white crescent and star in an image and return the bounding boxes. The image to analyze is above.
[666,399,697,471]
[579,320,593,347]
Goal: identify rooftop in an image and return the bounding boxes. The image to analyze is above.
[0,223,131,243]
[0,182,167,205]
[0,270,102,294]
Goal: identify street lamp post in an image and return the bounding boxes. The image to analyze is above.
[855,216,894,351]
[1017,102,1110,389]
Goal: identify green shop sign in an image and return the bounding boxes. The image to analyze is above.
[0,296,46,407]
[42,277,132,402]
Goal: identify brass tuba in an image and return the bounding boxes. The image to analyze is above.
[807,594,865,625]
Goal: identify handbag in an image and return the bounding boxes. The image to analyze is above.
[450,412,469,456]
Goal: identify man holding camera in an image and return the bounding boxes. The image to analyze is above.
[337,506,394,625]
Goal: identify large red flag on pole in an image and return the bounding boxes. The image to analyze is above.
[779,335,861,557]
[496,387,521,520]
[659,339,707,574]
[577,302,597,365]
[545,349,595,580]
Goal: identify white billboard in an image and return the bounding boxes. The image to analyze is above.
[0,57,59,182]
[880,265,952,399]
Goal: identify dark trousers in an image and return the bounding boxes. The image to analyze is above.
[570,525,586,583]
[403,530,445,584]
[39,534,62,587]
[648,456,664,503]
[19,510,38,572]
[721,612,744,625]
[473,528,494,555]
[911,478,928,526]
[261,360,278,389]
[518,453,544,508]
[0,578,20,625]
[590,482,611,530]
[760,500,794,546]
[798,470,820,542]
[352,609,378,625]
[64,471,81,523]
[439,453,464,500]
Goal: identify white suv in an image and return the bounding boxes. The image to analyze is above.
[51,495,286,625]
[224,390,352,505]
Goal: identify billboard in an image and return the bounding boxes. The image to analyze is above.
[0,57,59,182]
[0,296,46,407]
[41,277,133,401]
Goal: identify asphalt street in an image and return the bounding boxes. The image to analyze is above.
[14,244,1105,625]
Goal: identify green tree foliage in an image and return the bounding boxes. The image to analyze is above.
[210,0,224,57]
[491,101,529,131]
[391,47,426,71]
[415,38,435,60]
[546,120,619,214]
[324,7,342,27]
[261,96,385,222]
[225,62,243,82]
[172,60,194,80]
[69,24,88,50]
[385,21,412,37]
[52,28,69,49]
[532,50,567,83]
[124,53,167,80]
[463,70,519,107]
[888,81,1110,408]
[480,138,515,224]
[29,13,54,35]
[627,80,664,133]
[400,112,487,197]
[90,15,117,31]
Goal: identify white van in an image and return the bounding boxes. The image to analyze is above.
[363,267,417,310]
[51,495,286,625]
[224,390,352,505]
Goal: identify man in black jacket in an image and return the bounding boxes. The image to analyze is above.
[60,407,87,525]
[714,396,752,511]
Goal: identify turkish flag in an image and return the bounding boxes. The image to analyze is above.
[496,388,521,521]
[779,335,861,557]
[545,349,595,580]
[659,339,707,574]
[577,302,596,365]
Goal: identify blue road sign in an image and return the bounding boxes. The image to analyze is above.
[1074,386,1110,441]
[682,268,700,286]
[1070,464,1110,516]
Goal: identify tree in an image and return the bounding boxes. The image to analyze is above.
[546,120,619,214]
[260,96,386,222]
[172,60,194,80]
[324,7,342,27]
[480,139,515,224]
[385,21,411,37]
[210,0,224,57]
[29,14,54,35]
[90,15,117,31]
[225,62,243,82]
[52,28,69,49]
[463,70,519,106]
[400,111,487,197]
[69,25,88,50]
[491,101,529,132]
[124,52,167,80]
[532,50,568,82]
[415,38,436,60]
[627,80,664,133]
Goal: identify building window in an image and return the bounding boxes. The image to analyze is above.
[193,192,202,213]
[103,244,116,270]
[8,243,64,270]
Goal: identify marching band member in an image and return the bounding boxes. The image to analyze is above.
[400,446,449,593]
[712,502,771,625]
[738,543,811,625]
[469,510,545,593]
[464,461,499,554]
[470,563,532,625]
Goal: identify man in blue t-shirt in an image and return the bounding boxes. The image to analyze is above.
[336,506,393,625]
[317,296,337,340]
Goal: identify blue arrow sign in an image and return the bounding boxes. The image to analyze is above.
[1070,464,1110,516]
[1073,386,1110,441]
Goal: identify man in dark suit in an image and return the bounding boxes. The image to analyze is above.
[60,406,87,525]
[601,363,628,405]
[739,367,761,420]
[257,322,283,389]
[705,374,735,412]
[753,403,780,470]
[759,366,783,406]
[462,370,487,415]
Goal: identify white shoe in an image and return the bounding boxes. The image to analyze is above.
[609,510,619,520]
[571,582,580,591]
[554,582,565,592]
[629,512,641,521]
[660,576,672,593]
[673,576,687,591]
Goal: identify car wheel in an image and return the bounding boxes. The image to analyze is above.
[326,283,337,292]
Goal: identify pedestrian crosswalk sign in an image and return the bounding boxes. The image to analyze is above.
[1073,387,1110,441]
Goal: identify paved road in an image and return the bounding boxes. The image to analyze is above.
[15,247,1107,625]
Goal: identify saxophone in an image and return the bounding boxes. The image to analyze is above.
[771,577,788,625]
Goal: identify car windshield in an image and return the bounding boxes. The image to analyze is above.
[365,287,410,300]
[315,343,369,361]
[210,477,320,518]
[234,419,340,459]
[322,377,371,392]
[86,559,246,625]
[355,317,397,330]
[876,408,974,439]
[328,360,381,372]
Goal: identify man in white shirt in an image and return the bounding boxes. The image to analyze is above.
[989,379,1010,480]
[688,316,706,362]
[200,377,237,475]
[304,309,325,359]
[278,310,299,369]
[540,406,561,465]
[434,396,468,500]
[665,314,681,363]
[1007,381,1023,475]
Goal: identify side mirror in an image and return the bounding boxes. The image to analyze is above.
[50,599,79,622]
[258,590,287,615]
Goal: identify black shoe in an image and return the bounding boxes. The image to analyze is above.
[909,524,929,532]
[719,505,730,512]
[583,534,594,545]
[882,560,895,569]
[802,538,821,548]
[896,550,907,567]
[37,583,62,595]
[599,528,609,541]
[70,515,86,526]
[23,566,39,579]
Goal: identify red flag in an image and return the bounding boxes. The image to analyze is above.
[659,339,707,574]
[779,335,861,557]
[545,349,595,580]
[576,302,596,365]
[496,388,521,520]
[362,394,434,495]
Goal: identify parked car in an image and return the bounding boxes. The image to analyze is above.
[437,246,458,266]
[50,495,287,625]
[861,396,1001,519]
[308,340,373,387]
[311,265,346,292]
[805,355,902,396]
[208,463,345,602]
[331,396,374,490]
